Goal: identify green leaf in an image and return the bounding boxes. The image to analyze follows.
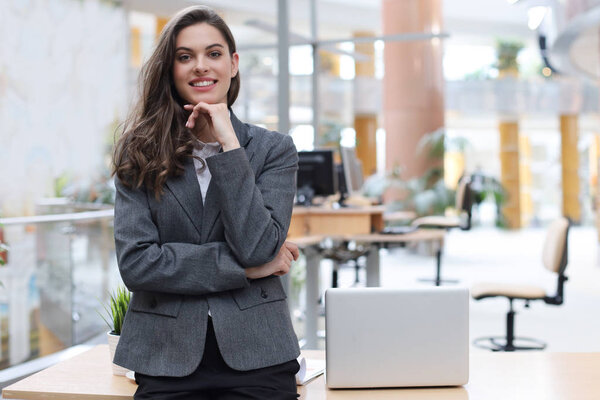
[99,285,131,335]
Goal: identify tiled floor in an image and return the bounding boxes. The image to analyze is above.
[291,225,600,353]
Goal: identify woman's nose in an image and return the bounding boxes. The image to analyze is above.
[194,59,209,74]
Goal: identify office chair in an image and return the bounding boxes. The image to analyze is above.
[321,239,369,287]
[410,176,473,231]
[471,217,570,351]
[408,176,473,285]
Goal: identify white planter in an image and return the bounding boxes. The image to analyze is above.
[107,331,131,376]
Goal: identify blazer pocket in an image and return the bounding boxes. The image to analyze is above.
[129,291,182,317]
[232,276,287,310]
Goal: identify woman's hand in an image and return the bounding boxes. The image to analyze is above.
[245,241,300,280]
[184,102,240,151]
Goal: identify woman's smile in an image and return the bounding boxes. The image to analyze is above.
[189,77,218,91]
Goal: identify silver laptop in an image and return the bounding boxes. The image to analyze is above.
[325,287,469,388]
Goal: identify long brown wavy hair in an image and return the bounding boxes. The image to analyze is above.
[112,6,240,197]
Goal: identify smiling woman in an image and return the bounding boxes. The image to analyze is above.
[172,23,239,108]
[111,5,301,400]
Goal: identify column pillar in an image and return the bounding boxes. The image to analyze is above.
[318,51,341,148]
[499,120,521,229]
[156,17,169,38]
[319,51,340,76]
[520,135,532,227]
[382,0,444,179]
[354,31,377,177]
[561,114,580,223]
[130,26,141,68]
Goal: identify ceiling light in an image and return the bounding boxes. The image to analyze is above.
[528,6,548,30]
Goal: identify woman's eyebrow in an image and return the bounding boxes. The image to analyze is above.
[175,44,225,53]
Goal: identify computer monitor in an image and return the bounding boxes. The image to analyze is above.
[296,150,338,205]
[340,146,364,195]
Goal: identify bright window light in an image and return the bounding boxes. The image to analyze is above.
[339,42,356,80]
[340,127,356,147]
[290,125,315,151]
[443,44,496,80]
[289,45,313,75]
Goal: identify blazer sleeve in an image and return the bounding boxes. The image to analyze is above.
[113,177,250,295]
[206,133,298,267]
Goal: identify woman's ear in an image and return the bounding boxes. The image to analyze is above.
[231,52,239,77]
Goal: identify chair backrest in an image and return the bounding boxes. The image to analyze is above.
[542,217,570,274]
[455,177,471,213]
[455,177,472,230]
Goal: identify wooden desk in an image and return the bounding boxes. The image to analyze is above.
[4,346,600,400]
[298,350,600,400]
[2,345,136,400]
[289,206,385,238]
[347,230,446,287]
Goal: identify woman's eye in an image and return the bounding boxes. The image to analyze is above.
[209,51,222,58]
[178,54,191,62]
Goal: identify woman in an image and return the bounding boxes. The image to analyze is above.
[112,5,301,399]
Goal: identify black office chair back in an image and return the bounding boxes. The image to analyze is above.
[542,217,570,305]
[456,177,473,230]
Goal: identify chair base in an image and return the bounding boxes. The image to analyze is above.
[473,336,547,352]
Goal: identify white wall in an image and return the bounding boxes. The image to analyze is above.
[0,0,128,216]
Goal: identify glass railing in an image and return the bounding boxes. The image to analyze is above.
[0,199,310,371]
[0,200,122,370]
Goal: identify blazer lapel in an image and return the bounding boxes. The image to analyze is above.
[166,157,204,237]
[201,111,254,243]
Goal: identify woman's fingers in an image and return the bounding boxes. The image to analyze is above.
[285,241,300,261]
[184,103,210,129]
[183,103,238,149]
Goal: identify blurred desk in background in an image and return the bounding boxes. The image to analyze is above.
[289,206,385,238]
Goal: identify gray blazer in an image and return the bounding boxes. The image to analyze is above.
[113,112,300,377]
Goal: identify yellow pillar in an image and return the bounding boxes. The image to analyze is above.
[354,31,377,178]
[519,135,532,227]
[156,17,169,38]
[561,114,580,223]
[444,151,464,190]
[319,51,340,76]
[130,26,142,68]
[499,120,521,229]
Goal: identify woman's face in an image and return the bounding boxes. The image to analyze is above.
[173,23,239,106]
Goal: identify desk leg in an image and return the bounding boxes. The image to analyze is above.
[303,246,321,349]
[435,249,442,286]
[365,244,380,287]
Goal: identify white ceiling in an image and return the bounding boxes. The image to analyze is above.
[124,0,535,45]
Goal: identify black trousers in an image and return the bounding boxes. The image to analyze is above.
[134,318,300,400]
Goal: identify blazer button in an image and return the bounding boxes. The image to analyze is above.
[260,289,268,299]
[149,297,157,308]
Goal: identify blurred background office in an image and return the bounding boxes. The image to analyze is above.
[1,0,599,380]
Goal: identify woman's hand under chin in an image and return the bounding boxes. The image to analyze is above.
[184,102,240,152]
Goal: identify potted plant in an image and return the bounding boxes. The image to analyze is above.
[495,39,524,78]
[101,286,131,375]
